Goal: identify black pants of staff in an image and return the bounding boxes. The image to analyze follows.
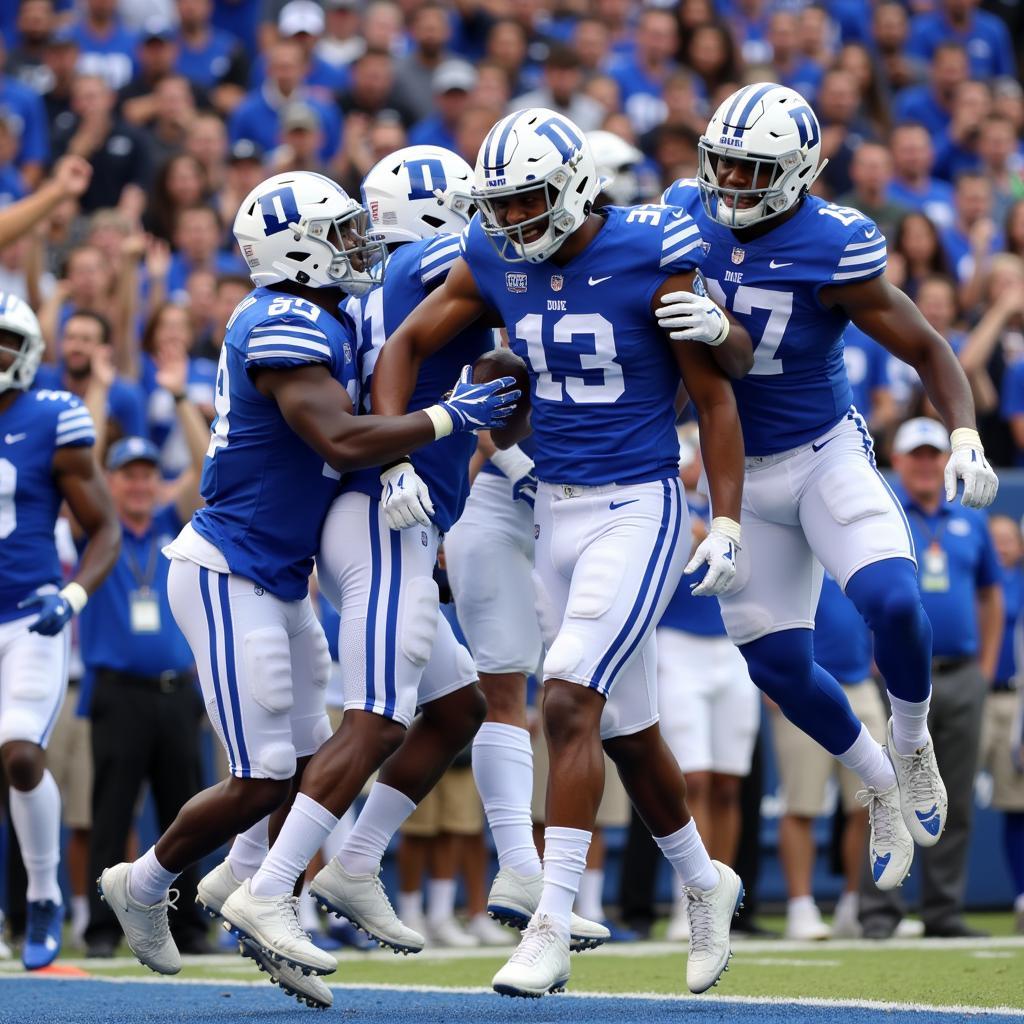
[85,669,208,949]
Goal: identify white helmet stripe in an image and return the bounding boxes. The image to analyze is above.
[724,83,777,138]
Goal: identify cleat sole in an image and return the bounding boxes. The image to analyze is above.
[309,889,419,955]
[487,906,604,953]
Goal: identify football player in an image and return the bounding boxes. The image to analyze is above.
[659,83,999,892]
[0,293,120,969]
[372,110,753,997]
[96,171,518,1006]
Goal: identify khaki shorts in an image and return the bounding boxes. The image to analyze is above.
[772,679,887,817]
[530,725,630,828]
[402,766,483,837]
[980,689,1024,811]
[47,690,92,830]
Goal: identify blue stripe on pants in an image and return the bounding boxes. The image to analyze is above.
[218,573,250,777]
[200,568,236,772]
[364,499,382,712]
[589,479,676,693]
[383,528,402,719]
[39,630,69,747]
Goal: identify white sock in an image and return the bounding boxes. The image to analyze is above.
[398,890,423,921]
[889,694,932,755]
[321,805,357,864]
[427,878,457,925]
[9,771,62,904]
[574,868,604,922]
[338,783,416,876]
[298,883,321,933]
[227,817,269,881]
[71,894,89,936]
[787,894,816,914]
[129,846,179,906]
[837,724,897,791]
[250,794,339,899]
[655,819,719,892]
[536,826,591,941]
[473,723,542,875]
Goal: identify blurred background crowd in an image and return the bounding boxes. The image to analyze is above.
[0,0,1023,960]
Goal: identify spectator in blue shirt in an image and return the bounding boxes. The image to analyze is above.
[82,377,212,958]
[0,35,50,187]
[164,205,246,302]
[870,0,929,97]
[860,417,1003,939]
[843,323,896,434]
[886,123,956,230]
[981,515,1024,934]
[893,43,970,139]
[173,0,249,114]
[941,172,1004,284]
[34,310,147,451]
[408,60,475,152]
[607,7,678,135]
[766,9,824,103]
[70,0,138,91]
[0,115,26,207]
[229,37,341,164]
[906,0,1015,80]
[933,80,992,184]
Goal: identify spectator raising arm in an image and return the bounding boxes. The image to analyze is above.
[0,156,91,250]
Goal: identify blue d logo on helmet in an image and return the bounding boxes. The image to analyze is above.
[259,187,301,236]
[471,108,599,265]
[697,82,827,229]
[404,157,449,201]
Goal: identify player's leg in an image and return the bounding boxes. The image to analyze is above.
[97,560,300,975]
[0,620,69,969]
[799,419,945,847]
[446,474,544,879]
[310,613,482,952]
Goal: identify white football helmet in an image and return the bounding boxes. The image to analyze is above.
[587,130,644,206]
[233,171,386,295]
[698,82,826,228]
[0,292,44,392]
[362,145,474,244]
[472,108,599,263]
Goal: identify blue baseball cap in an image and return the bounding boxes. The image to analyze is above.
[106,436,161,471]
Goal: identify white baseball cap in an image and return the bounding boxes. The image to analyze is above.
[892,417,951,455]
[279,0,325,37]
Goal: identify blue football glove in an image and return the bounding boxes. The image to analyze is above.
[18,589,76,636]
[490,443,537,509]
[440,365,520,433]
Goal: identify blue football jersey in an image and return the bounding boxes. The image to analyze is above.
[843,323,891,416]
[191,287,358,601]
[662,180,887,456]
[344,235,495,532]
[460,205,704,486]
[0,389,95,623]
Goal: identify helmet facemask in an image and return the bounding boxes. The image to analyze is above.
[697,139,822,228]
[298,206,387,296]
[0,327,43,393]
[474,169,583,264]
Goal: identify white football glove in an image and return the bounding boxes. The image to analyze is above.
[380,460,434,530]
[489,443,538,508]
[684,517,741,597]
[655,290,730,346]
[944,428,998,509]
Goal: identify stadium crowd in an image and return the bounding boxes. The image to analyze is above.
[1,0,1023,967]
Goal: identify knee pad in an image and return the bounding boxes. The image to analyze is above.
[544,631,586,681]
[244,626,294,713]
[568,548,624,619]
[309,623,332,691]
[0,708,45,746]
[257,741,297,780]
[399,577,439,667]
[845,558,923,631]
[311,714,334,751]
[7,660,54,702]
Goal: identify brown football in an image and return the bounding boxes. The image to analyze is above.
[473,346,531,444]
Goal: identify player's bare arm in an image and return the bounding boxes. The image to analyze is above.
[53,444,121,595]
[372,257,493,416]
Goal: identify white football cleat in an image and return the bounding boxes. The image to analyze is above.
[220,880,337,976]
[486,868,609,951]
[830,893,862,939]
[310,859,424,954]
[886,718,947,847]
[97,862,181,975]
[467,912,517,946]
[684,861,743,994]
[858,784,914,891]
[784,900,830,941]
[492,914,570,998]
[197,860,332,1009]
[427,916,480,948]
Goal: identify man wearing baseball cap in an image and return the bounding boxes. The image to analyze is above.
[83,367,212,957]
[859,417,1004,939]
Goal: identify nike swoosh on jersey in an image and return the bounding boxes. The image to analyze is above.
[609,498,639,510]
[865,228,877,238]
[4,432,26,444]
[769,260,794,269]
[811,436,835,452]
[588,275,613,286]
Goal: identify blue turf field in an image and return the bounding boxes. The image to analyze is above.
[1,980,1020,1024]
